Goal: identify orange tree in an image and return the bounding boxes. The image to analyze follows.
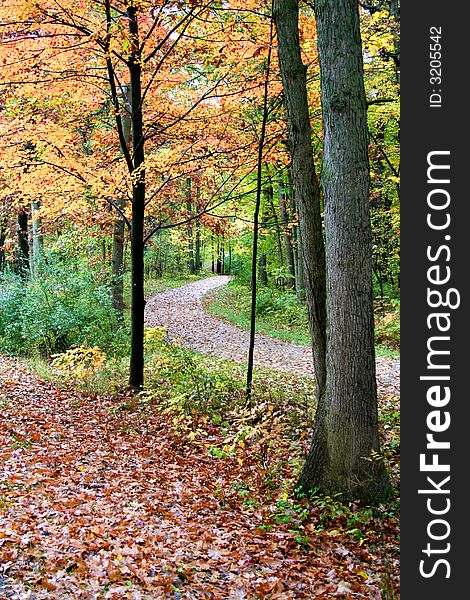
[1,0,287,387]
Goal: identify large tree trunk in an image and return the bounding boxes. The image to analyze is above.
[298,0,391,503]
[273,0,327,396]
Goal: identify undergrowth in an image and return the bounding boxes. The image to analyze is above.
[205,279,400,355]
[41,326,399,525]
[0,255,126,358]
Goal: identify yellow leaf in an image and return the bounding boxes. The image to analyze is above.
[357,570,369,580]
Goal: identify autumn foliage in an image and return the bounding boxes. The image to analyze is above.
[0,1,400,596]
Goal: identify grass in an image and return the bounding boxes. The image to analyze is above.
[205,281,400,357]
[205,283,312,346]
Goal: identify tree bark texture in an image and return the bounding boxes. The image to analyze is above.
[258,254,268,285]
[216,240,222,274]
[298,0,391,503]
[246,23,273,404]
[258,214,268,285]
[111,205,125,318]
[273,0,327,396]
[265,182,283,274]
[287,166,305,300]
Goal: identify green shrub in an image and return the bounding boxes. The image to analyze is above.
[144,333,245,416]
[0,254,127,357]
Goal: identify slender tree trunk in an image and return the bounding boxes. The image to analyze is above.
[266,183,283,275]
[216,240,222,274]
[0,217,6,272]
[257,253,268,284]
[129,178,145,391]
[195,185,201,272]
[30,199,43,275]
[274,0,327,396]
[186,177,195,274]
[195,223,201,272]
[112,207,125,317]
[17,207,29,277]
[211,235,215,273]
[112,83,131,319]
[258,214,268,285]
[276,167,295,288]
[258,215,268,285]
[128,6,146,390]
[298,0,391,503]
[295,224,306,301]
[220,240,225,274]
[287,167,304,300]
[246,17,273,404]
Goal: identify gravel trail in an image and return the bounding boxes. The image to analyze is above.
[144,276,399,397]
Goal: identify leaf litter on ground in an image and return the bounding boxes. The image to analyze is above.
[0,352,399,599]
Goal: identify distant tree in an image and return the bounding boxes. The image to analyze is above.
[17,207,29,277]
[275,165,295,289]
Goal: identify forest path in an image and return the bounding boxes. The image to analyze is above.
[144,276,399,398]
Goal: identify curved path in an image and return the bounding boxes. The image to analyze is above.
[144,276,399,397]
